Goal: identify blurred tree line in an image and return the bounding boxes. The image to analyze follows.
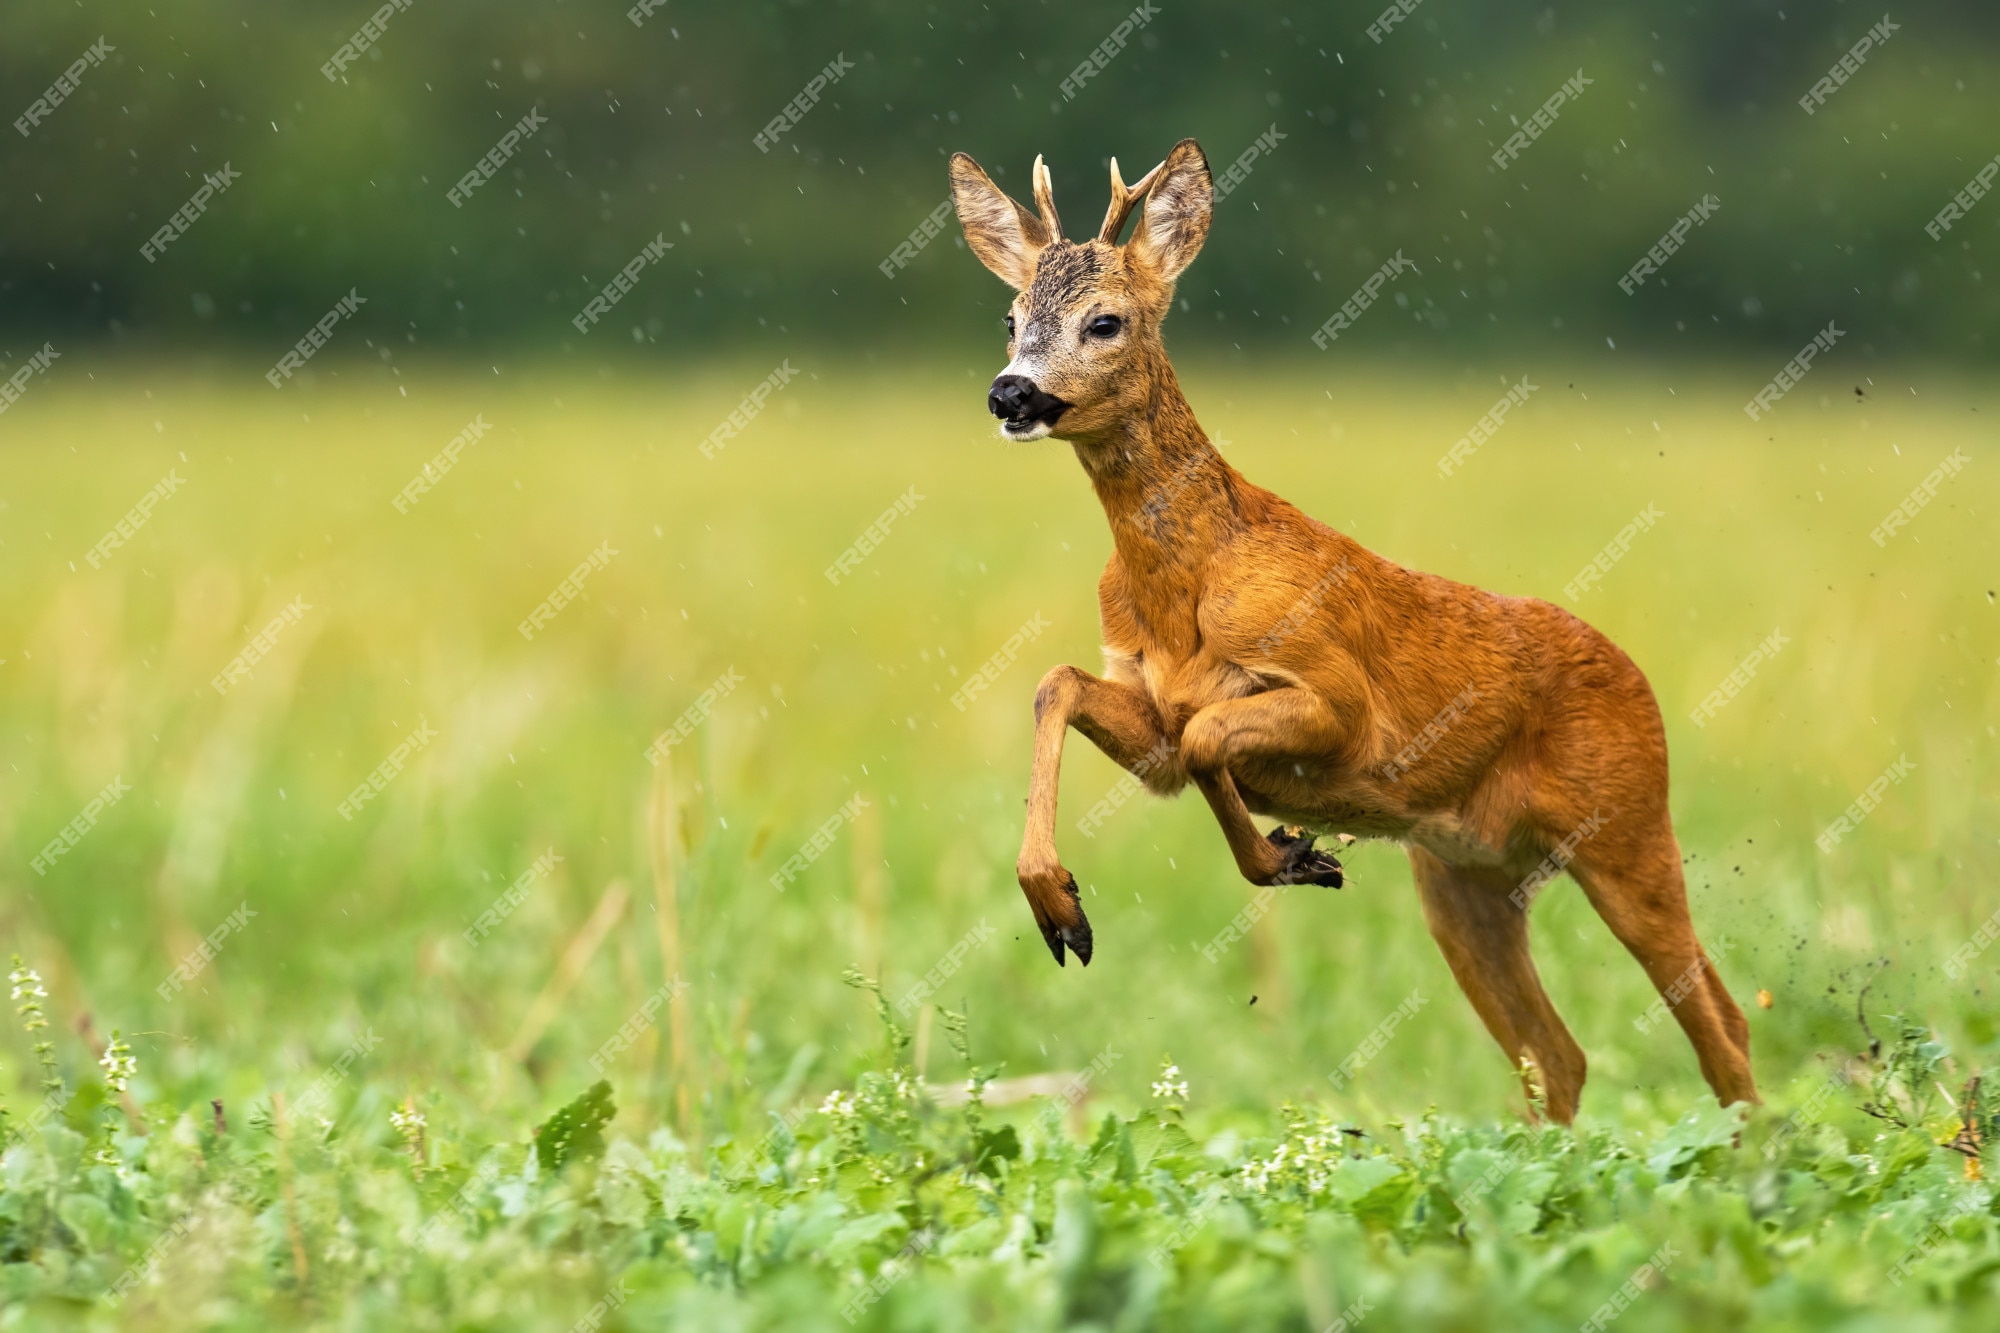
[2,0,1997,360]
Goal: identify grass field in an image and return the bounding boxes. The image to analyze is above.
[1,353,1996,1329]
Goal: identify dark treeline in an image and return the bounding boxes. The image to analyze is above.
[2,0,1996,360]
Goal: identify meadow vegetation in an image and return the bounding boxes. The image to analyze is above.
[1,356,1995,1328]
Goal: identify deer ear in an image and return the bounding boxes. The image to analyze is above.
[1126,138,1212,283]
[950,152,1051,290]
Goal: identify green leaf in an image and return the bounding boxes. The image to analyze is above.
[1127,1111,1200,1172]
[1329,1155,1413,1226]
[1051,1179,1098,1314]
[534,1080,617,1172]
[1647,1099,1749,1180]
[972,1123,1020,1178]
[824,1209,903,1265]
[56,1193,111,1251]
[1086,1112,1139,1181]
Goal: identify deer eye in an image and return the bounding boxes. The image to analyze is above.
[1004,315,1016,337]
[1087,314,1122,339]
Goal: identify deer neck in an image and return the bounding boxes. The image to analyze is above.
[1071,350,1239,590]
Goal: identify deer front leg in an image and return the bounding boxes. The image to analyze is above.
[1183,687,1350,887]
[1018,664,1171,967]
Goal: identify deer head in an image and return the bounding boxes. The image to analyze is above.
[949,140,1213,442]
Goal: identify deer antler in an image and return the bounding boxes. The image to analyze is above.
[1097,155,1165,244]
[1031,154,1063,243]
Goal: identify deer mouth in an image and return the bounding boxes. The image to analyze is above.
[999,408,1065,440]
[988,375,1070,439]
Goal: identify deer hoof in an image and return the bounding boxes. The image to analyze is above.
[1038,872,1094,967]
[1266,825,1344,888]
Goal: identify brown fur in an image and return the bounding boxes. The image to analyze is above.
[948,140,1759,1122]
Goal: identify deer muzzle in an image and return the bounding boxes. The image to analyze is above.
[988,373,1069,435]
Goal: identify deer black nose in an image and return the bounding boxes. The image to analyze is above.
[988,374,1036,421]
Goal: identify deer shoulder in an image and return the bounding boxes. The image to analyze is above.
[1202,522,1373,673]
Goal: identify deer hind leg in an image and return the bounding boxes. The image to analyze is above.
[1569,832,1758,1108]
[1407,846,1588,1123]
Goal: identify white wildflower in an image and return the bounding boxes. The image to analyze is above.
[9,965,46,1004]
[99,1031,136,1093]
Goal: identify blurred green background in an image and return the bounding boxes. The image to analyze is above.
[4,360,1995,1123]
[4,0,2000,360]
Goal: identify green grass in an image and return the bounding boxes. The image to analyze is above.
[1,354,1996,1329]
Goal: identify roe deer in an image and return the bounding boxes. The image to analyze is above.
[947,139,1756,1122]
